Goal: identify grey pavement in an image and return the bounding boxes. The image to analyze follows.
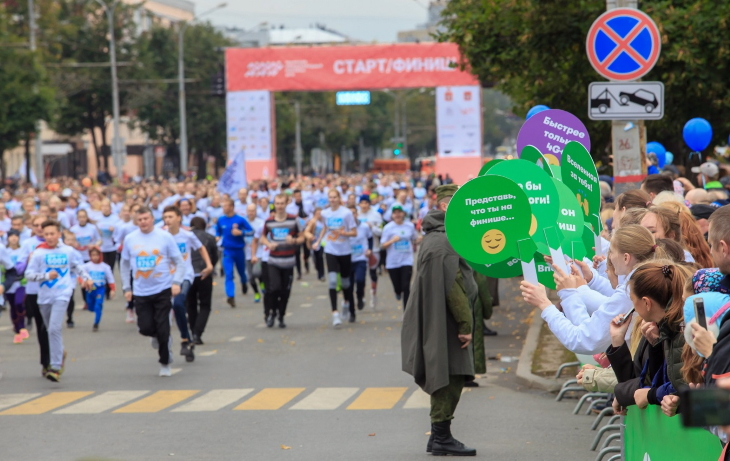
[0,267,597,460]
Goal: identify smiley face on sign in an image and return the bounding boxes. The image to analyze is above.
[481,229,506,254]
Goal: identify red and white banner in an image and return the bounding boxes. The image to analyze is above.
[226,43,478,92]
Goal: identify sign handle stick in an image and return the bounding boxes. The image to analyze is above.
[543,227,571,276]
[518,238,539,286]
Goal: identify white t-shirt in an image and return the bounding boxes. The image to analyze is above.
[96,214,120,252]
[70,223,101,261]
[121,228,184,297]
[169,229,202,283]
[81,260,115,289]
[321,206,357,256]
[350,222,372,263]
[26,243,89,305]
[20,236,43,294]
[7,246,23,294]
[253,225,270,262]
[381,221,417,269]
[245,217,265,260]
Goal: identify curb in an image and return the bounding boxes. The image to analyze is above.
[515,308,567,392]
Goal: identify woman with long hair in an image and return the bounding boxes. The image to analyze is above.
[659,201,713,268]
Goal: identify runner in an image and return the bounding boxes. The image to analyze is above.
[348,204,373,311]
[187,217,218,345]
[304,208,326,282]
[163,205,213,362]
[5,229,28,344]
[380,204,419,308]
[21,215,49,369]
[216,198,253,308]
[116,204,140,323]
[320,189,357,327]
[120,206,185,377]
[286,189,312,280]
[244,203,264,303]
[357,194,383,308]
[80,247,115,331]
[25,219,93,382]
[255,194,303,328]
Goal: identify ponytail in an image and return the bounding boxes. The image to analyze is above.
[629,262,692,332]
[612,224,668,263]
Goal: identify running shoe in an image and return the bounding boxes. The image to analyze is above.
[41,366,49,378]
[370,289,377,310]
[266,314,275,328]
[242,284,248,295]
[227,297,236,308]
[357,298,365,311]
[13,333,23,344]
[395,293,402,301]
[181,342,195,363]
[341,302,350,322]
[254,293,261,303]
[93,323,99,332]
[59,350,67,375]
[125,310,135,323]
[278,318,286,329]
[349,313,356,323]
[45,369,60,382]
[332,311,342,328]
[192,334,204,346]
[19,328,29,340]
[159,364,172,377]
[66,320,75,328]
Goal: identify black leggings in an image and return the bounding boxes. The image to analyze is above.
[325,253,354,313]
[294,245,310,277]
[264,264,294,319]
[313,247,325,280]
[388,265,413,308]
[187,275,213,338]
[26,294,50,369]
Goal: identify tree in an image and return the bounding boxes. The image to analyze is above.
[0,3,54,179]
[130,22,232,178]
[438,0,730,167]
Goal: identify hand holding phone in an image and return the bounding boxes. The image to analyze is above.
[680,386,730,428]
[694,298,708,330]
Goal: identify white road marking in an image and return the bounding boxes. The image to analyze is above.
[171,368,182,375]
[300,303,312,308]
[0,393,41,411]
[172,389,254,412]
[403,388,430,409]
[290,388,359,410]
[54,391,149,414]
[0,326,11,332]
[198,350,217,357]
[229,336,246,342]
[316,295,328,299]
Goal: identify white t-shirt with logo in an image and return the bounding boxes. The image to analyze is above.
[81,260,115,289]
[245,217,264,261]
[96,214,120,252]
[169,229,202,283]
[350,221,372,263]
[321,206,357,256]
[121,228,184,297]
[381,221,417,269]
[70,223,101,261]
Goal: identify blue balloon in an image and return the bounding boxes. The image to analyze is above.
[526,105,550,120]
[683,118,713,152]
[665,152,674,165]
[646,141,667,168]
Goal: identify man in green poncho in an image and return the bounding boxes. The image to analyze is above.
[401,184,477,457]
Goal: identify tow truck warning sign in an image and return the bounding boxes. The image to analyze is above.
[588,81,664,120]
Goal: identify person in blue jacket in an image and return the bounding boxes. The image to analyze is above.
[216,197,253,308]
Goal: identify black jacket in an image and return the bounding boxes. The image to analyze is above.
[705,319,730,386]
[607,337,663,406]
[191,229,218,275]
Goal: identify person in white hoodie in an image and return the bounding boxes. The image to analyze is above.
[520,225,665,355]
[25,219,93,382]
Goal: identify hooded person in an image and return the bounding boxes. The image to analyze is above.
[401,184,477,457]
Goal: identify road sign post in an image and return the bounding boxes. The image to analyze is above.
[587,1,661,192]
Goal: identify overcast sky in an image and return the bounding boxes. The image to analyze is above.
[193,0,429,43]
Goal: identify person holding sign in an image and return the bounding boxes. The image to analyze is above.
[401,185,477,457]
[381,204,419,308]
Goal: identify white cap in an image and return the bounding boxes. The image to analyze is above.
[691,162,719,179]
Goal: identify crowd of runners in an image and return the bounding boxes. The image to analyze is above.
[0,173,440,379]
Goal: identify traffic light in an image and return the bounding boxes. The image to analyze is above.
[394,142,403,156]
[211,64,225,97]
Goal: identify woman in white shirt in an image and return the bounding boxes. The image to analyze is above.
[380,204,419,308]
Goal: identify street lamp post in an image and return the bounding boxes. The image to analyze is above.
[178,2,227,178]
[94,0,123,181]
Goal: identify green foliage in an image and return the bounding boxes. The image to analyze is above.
[438,0,730,164]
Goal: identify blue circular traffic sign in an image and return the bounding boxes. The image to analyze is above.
[586,8,661,81]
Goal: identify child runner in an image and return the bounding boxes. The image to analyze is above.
[81,247,115,331]
[348,204,372,311]
[6,229,28,343]
[25,220,93,382]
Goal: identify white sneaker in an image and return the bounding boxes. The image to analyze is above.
[159,364,172,377]
[370,289,377,310]
[125,310,135,324]
[332,311,342,328]
[151,337,159,349]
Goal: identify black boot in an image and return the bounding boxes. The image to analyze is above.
[427,426,434,453]
[431,420,476,456]
[483,324,498,336]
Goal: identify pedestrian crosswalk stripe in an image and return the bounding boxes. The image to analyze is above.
[290,387,358,410]
[0,326,11,331]
[0,393,42,411]
[172,389,253,412]
[234,388,306,410]
[403,388,431,409]
[113,390,199,413]
[55,391,149,414]
[229,336,245,342]
[346,387,408,410]
[199,350,217,357]
[0,392,93,415]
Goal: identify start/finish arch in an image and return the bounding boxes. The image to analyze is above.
[225,43,482,183]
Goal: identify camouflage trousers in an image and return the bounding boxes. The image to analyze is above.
[430,375,465,423]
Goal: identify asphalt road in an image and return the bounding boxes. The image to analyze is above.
[0,266,598,461]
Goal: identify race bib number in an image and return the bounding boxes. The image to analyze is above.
[394,240,411,252]
[102,228,113,238]
[77,235,92,245]
[272,227,290,241]
[351,244,364,256]
[178,242,187,255]
[136,255,157,270]
[327,217,343,230]
[45,253,68,267]
[90,270,106,283]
